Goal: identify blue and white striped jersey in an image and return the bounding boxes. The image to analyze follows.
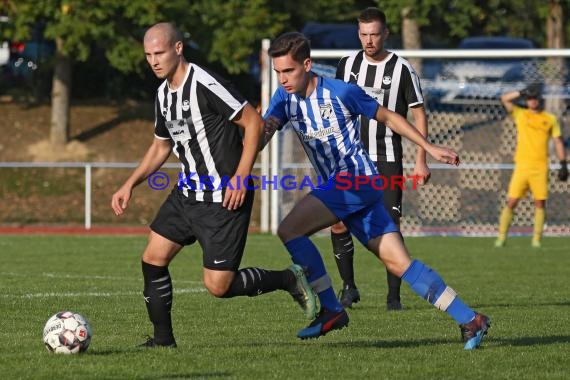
[265,75,380,181]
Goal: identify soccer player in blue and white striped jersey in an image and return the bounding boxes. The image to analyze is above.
[263,32,490,349]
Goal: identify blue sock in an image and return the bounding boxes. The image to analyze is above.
[402,259,475,324]
[285,236,342,312]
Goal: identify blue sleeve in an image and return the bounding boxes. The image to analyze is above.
[335,81,379,120]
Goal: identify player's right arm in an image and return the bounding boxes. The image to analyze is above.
[500,90,521,113]
[260,88,288,150]
[111,137,172,215]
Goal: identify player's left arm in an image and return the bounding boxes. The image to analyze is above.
[551,117,567,181]
[554,136,567,181]
[227,103,264,210]
[342,82,458,165]
[374,106,459,166]
[409,105,431,184]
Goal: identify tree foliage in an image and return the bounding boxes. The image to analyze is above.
[1,0,567,77]
[375,0,568,48]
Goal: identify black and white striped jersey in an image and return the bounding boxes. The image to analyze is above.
[154,63,248,202]
[336,51,424,162]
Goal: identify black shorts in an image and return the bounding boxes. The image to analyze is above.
[375,161,403,225]
[150,188,254,271]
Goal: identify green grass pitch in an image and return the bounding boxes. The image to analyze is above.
[1,234,569,379]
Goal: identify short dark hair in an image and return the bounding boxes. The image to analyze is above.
[358,7,387,27]
[268,32,311,63]
[524,83,542,99]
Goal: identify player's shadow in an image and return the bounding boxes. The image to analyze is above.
[327,335,570,349]
[465,300,570,309]
[492,335,570,347]
[328,337,459,349]
[137,373,232,379]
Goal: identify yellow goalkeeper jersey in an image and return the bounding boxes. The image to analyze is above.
[510,105,561,167]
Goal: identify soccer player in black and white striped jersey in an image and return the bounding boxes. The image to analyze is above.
[111,22,316,348]
[330,8,431,311]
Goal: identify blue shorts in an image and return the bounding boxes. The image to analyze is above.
[311,175,398,247]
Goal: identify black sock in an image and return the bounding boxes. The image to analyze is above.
[331,230,356,288]
[142,261,175,345]
[386,232,402,303]
[222,267,291,298]
[386,269,402,303]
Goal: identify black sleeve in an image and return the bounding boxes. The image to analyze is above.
[153,93,170,138]
[197,67,247,121]
[336,56,348,80]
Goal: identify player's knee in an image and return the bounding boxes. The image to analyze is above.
[141,251,171,267]
[330,221,348,234]
[506,198,519,209]
[384,261,407,278]
[204,281,230,298]
[277,223,296,242]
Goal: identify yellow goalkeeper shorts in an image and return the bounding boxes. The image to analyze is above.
[507,166,548,200]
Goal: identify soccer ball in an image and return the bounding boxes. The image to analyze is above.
[43,311,92,354]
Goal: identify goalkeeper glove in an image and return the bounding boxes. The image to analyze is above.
[558,160,568,182]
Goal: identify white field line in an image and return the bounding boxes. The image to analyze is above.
[1,287,207,299]
[0,272,207,298]
[0,272,203,284]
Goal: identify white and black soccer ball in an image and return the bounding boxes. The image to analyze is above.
[43,311,92,354]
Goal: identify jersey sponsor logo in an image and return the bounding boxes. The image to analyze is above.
[299,126,336,141]
[166,118,192,142]
[350,72,359,81]
[382,75,392,85]
[319,103,333,119]
[182,100,190,111]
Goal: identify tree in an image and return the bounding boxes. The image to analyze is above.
[0,0,191,147]
[1,0,368,147]
[376,0,570,49]
[3,0,566,149]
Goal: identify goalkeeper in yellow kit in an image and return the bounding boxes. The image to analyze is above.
[496,84,568,248]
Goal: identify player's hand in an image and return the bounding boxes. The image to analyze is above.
[111,185,133,216]
[223,175,248,210]
[427,144,460,166]
[412,162,431,185]
[558,160,568,182]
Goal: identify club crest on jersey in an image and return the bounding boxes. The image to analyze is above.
[382,76,392,85]
[319,103,333,119]
[182,100,190,111]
